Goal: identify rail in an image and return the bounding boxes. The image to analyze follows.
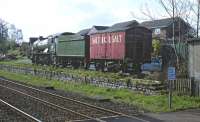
[0,77,149,122]
[0,98,42,122]
[0,84,106,122]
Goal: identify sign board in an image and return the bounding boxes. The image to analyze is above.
[168,67,176,80]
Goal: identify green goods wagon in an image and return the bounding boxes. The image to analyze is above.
[56,34,85,57]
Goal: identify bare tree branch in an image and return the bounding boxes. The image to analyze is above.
[130,12,151,21]
[159,0,173,17]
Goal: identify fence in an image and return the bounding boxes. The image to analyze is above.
[171,78,200,97]
[172,79,191,95]
[0,64,164,95]
[191,79,200,97]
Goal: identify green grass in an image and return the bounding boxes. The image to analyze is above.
[6,48,23,59]
[0,70,200,113]
[0,57,32,64]
[0,60,161,85]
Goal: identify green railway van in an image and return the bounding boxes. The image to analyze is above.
[55,34,86,67]
[56,34,85,57]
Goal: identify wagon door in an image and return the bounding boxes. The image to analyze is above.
[109,32,125,60]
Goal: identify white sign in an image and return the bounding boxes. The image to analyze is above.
[91,34,123,44]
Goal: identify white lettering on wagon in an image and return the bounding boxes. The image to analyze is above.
[91,34,123,45]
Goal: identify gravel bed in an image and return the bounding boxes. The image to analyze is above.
[0,102,30,122]
[1,80,119,118]
[43,87,141,116]
[1,77,141,116]
[0,85,86,122]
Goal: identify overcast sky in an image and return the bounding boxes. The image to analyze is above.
[0,0,166,41]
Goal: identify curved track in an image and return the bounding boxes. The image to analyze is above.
[0,77,149,122]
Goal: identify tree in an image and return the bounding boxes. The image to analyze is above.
[16,29,23,44]
[152,39,161,56]
[0,18,22,54]
[157,0,200,70]
[0,19,9,54]
[8,24,17,41]
[132,0,196,38]
[131,0,200,74]
[7,24,23,44]
[159,0,199,39]
[0,19,8,41]
[196,0,200,37]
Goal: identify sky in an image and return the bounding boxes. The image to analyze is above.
[0,0,166,41]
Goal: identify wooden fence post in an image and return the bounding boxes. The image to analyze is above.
[168,80,173,109]
[191,77,195,97]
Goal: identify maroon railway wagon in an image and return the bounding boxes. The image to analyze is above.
[89,20,152,72]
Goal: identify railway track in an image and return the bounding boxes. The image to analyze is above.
[0,84,88,121]
[0,98,41,122]
[0,77,149,122]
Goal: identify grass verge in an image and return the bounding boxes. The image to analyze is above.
[0,60,161,85]
[0,70,200,113]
